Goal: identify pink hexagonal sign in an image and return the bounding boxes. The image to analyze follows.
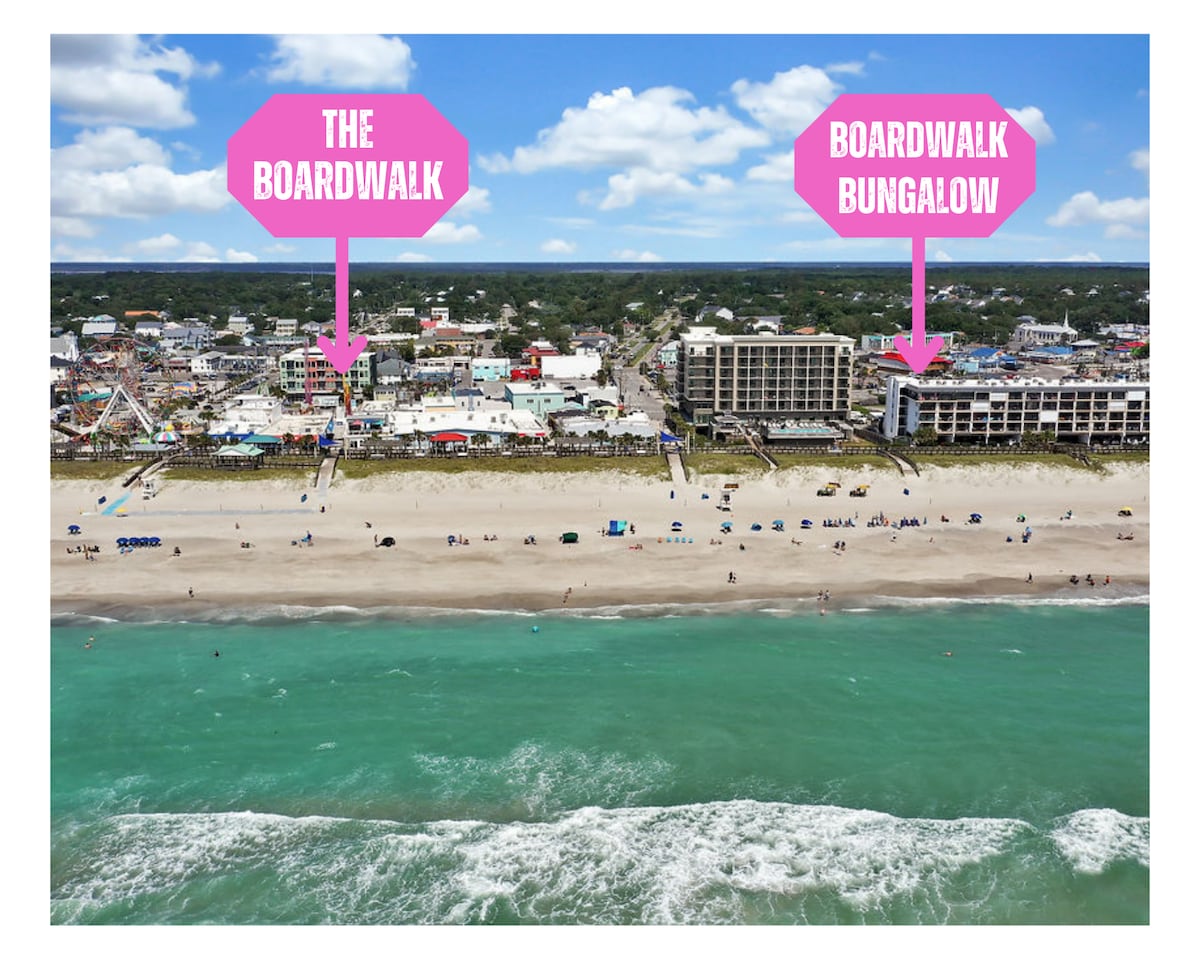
[228,94,469,371]
[795,94,1036,372]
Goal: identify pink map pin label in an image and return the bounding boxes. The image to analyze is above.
[794,94,1036,373]
[228,94,469,372]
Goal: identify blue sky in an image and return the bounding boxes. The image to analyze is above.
[49,33,1150,265]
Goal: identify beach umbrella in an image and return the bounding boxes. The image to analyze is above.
[751,523,762,531]
[153,429,179,443]
[68,524,81,534]
[801,519,813,528]
[671,521,683,530]
[150,537,161,546]
[116,537,128,546]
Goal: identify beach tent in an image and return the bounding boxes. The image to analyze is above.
[772,520,785,531]
[671,521,683,531]
[560,532,579,544]
[608,520,628,536]
[750,523,763,531]
[68,525,81,535]
[801,519,813,528]
[379,536,396,547]
[720,521,733,533]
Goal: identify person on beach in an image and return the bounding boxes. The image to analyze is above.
[1027,573,1033,583]
[188,587,194,598]
[85,637,93,649]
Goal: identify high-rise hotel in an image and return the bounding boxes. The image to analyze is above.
[675,327,855,428]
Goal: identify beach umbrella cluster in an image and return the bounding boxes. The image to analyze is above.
[116,536,162,549]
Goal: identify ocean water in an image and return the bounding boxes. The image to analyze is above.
[50,599,1149,925]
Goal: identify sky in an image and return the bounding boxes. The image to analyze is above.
[48,32,1150,265]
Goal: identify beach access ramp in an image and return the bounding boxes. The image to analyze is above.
[316,455,337,497]
[665,448,688,486]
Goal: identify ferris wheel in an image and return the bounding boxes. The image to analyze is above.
[62,335,172,440]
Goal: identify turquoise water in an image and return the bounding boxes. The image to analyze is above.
[50,600,1149,924]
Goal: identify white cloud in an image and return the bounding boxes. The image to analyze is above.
[598,169,734,210]
[395,252,434,262]
[52,126,169,170]
[51,217,98,239]
[1130,148,1149,176]
[612,249,664,262]
[131,233,181,255]
[540,238,577,254]
[451,185,492,218]
[731,65,842,136]
[225,249,259,263]
[51,35,217,129]
[420,222,482,244]
[1046,191,1149,229]
[481,85,768,175]
[746,151,794,183]
[933,249,953,262]
[178,241,222,262]
[52,161,230,219]
[1006,106,1055,145]
[266,35,415,89]
[52,241,131,262]
[263,243,297,254]
[825,61,865,76]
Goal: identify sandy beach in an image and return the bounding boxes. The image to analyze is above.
[51,460,1149,618]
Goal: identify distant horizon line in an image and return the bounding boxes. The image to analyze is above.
[51,259,1150,272]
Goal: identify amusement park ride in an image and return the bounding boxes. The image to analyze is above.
[55,335,174,444]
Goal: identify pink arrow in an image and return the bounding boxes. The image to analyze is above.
[317,235,367,374]
[894,237,944,374]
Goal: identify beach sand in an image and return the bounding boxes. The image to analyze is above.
[51,461,1149,617]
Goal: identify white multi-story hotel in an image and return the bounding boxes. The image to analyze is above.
[675,327,855,427]
[883,376,1149,444]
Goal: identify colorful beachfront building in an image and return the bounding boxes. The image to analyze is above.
[675,327,855,428]
[882,376,1150,445]
[278,347,377,399]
